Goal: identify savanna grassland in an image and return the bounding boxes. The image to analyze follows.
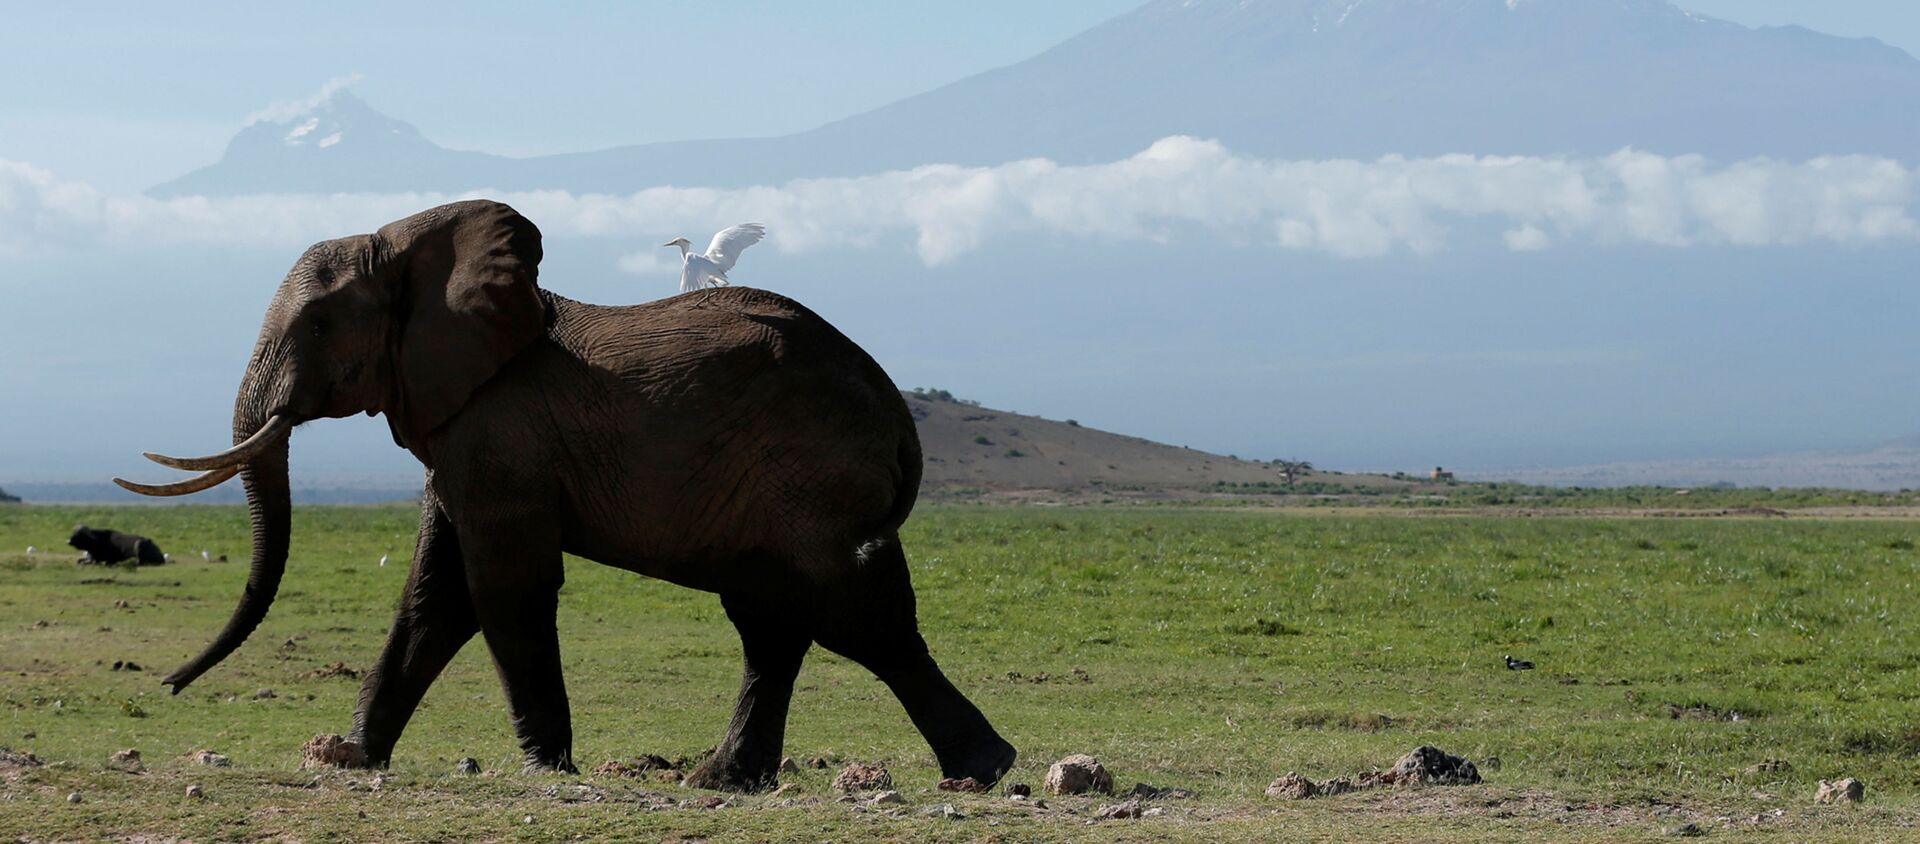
[2,504,1918,842]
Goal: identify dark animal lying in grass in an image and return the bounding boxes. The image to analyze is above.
[68,526,166,566]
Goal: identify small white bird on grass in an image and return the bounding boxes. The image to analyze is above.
[379,553,389,567]
[201,549,211,561]
[663,223,767,295]
[25,546,35,555]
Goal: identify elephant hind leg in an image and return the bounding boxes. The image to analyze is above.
[684,589,811,793]
[809,535,1016,786]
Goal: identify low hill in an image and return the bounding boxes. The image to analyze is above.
[903,389,1407,497]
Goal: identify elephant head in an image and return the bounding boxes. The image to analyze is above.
[115,200,547,692]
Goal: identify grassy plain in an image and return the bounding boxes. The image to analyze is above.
[2,504,1918,841]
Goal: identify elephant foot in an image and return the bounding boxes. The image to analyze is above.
[683,753,779,793]
[520,748,578,775]
[938,736,1017,788]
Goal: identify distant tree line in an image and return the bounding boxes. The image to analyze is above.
[0,486,19,504]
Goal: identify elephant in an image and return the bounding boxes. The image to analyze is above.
[69,525,166,566]
[114,199,1015,790]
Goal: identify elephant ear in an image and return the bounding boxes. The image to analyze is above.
[374,200,546,450]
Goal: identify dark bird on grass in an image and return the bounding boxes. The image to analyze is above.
[1504,654,1534,671]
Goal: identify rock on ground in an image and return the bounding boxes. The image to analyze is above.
[832,761,892,793]
[108,749,144,773]
[1098,799,1144,819]
[1045,754,1114,795]
[301,735,368,769]
[456,757,482,775]
[868,789,905,805]
[938,776,990,793]
[1384,746,1481,786]
[1816,778,1865,804]
[1265,772,1317,799]
[191,750,231,767]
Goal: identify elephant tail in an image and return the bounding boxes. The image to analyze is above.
[879,431,923,537]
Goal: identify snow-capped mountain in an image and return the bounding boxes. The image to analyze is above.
[153,90,507,196]
[152,0,1920,196]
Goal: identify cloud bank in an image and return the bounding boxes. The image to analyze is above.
[2,137,1916,265]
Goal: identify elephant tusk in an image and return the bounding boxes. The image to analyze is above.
[113,466,241,497]
[143,414,293,471]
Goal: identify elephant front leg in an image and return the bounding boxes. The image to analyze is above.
[684,591,811,792]
[461,518,576,773]
[349,487,478,766]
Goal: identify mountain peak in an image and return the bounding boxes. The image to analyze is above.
[150,87,501,197]
[234,88,425,154]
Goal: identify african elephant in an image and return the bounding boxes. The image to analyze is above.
[115,200,1015,790]
[68,525,166,566]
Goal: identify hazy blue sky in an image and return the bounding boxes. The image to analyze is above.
[1,1,1914,191]
[4,0,1920,486]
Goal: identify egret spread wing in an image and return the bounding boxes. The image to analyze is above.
[703,223,767,273]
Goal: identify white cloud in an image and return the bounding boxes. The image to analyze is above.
[1,137,1916,265]
[1504,224,1551,252]
[244,75,363,126]
[614,250,676,276]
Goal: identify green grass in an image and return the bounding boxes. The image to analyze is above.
[2,504,1918,841]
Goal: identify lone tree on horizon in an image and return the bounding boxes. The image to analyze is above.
[1275,460,1312,487]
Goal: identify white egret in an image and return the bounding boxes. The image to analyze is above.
[378,553,389,567]
[663,223,767,294]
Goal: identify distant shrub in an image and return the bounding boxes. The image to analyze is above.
[1066,419,1081,427]
[1005,449,1025,458]
[973,435,993,445]
[909,387,982,407]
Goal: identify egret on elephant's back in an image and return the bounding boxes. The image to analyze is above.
[663,222,766,293]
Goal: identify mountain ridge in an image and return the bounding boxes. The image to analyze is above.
[151,0,1920,197]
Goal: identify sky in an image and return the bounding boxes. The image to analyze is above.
[0,1,1913,192]
[3,0,1919,486]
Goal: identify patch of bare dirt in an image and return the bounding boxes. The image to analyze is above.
[593,753,687,782]
[300,662,359,680]
[1266,746,1480,799]
[1664,702,1750,722]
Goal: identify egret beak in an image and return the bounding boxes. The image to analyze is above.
[661,238,682,247]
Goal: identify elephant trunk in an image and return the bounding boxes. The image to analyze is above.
[160,369,294,694]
